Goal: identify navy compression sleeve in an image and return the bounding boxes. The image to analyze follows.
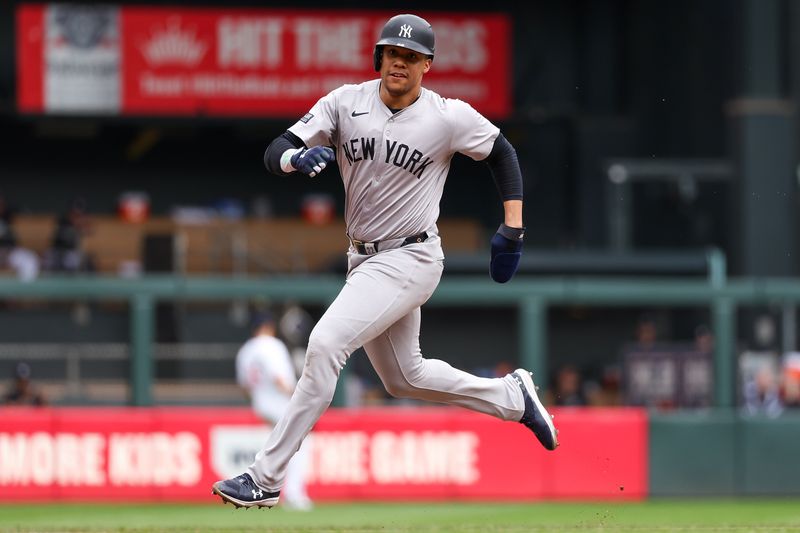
[264,131,306,176]
[484,133,523,201]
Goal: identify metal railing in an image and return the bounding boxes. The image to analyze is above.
[1,273,799,408]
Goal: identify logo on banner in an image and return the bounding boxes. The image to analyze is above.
[399,24,413,38]
[140,18,208,66]
[53,6,115,49]
[45,4,121,113]
[209,426,271,479]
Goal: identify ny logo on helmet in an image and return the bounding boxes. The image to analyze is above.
[399,24,412,38]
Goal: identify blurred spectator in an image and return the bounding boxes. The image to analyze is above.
[742,364,783,417]
[622,313,679,409]
[584,364,624,406]
[552,364,587,406]
[43,197,95,273]
[781,352,800,408]
[4,362,47,406]
[680,324,714,408]
[694,324,714,354]
[0,194,40,282]
[781,372,800,408]
[634,313,659,350]
[0,194,14,248]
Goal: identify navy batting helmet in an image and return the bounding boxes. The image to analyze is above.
[373,14,435,71]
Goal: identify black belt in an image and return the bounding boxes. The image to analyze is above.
[351,232,429,255]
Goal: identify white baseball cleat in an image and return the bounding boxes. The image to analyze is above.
[512,368,559,451]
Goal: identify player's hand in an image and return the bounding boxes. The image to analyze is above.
[290,146,335,177]
[490,223,524,283]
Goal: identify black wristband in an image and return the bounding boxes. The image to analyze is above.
[497,223,525,241]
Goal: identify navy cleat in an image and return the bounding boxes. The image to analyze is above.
[212,473,280,509]
[512,368,559,450]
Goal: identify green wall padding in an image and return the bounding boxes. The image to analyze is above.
[649,412,737,496]
[650,412,800,496]
[740,417,800,494]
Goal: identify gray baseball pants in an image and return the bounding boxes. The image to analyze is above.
[248,235,525,490]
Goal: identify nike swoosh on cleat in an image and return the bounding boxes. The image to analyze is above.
[351,111,369,117]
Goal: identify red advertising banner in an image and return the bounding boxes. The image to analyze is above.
[16,4,511,118]
[0,407,646,502]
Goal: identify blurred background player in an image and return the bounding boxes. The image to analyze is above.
[235,311,313,511]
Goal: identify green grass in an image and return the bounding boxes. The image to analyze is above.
[1,500,800,532]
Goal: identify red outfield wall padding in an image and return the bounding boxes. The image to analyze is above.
[0,407,647,501]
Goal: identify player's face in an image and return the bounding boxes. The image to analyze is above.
[380,45,431,99]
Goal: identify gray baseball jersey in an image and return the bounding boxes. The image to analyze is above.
[288,78,500,243]
[246,80,530,494]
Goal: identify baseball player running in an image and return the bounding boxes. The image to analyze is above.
[213,13,558,509]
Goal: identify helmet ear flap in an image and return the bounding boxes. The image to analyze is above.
[373,46,383,72]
